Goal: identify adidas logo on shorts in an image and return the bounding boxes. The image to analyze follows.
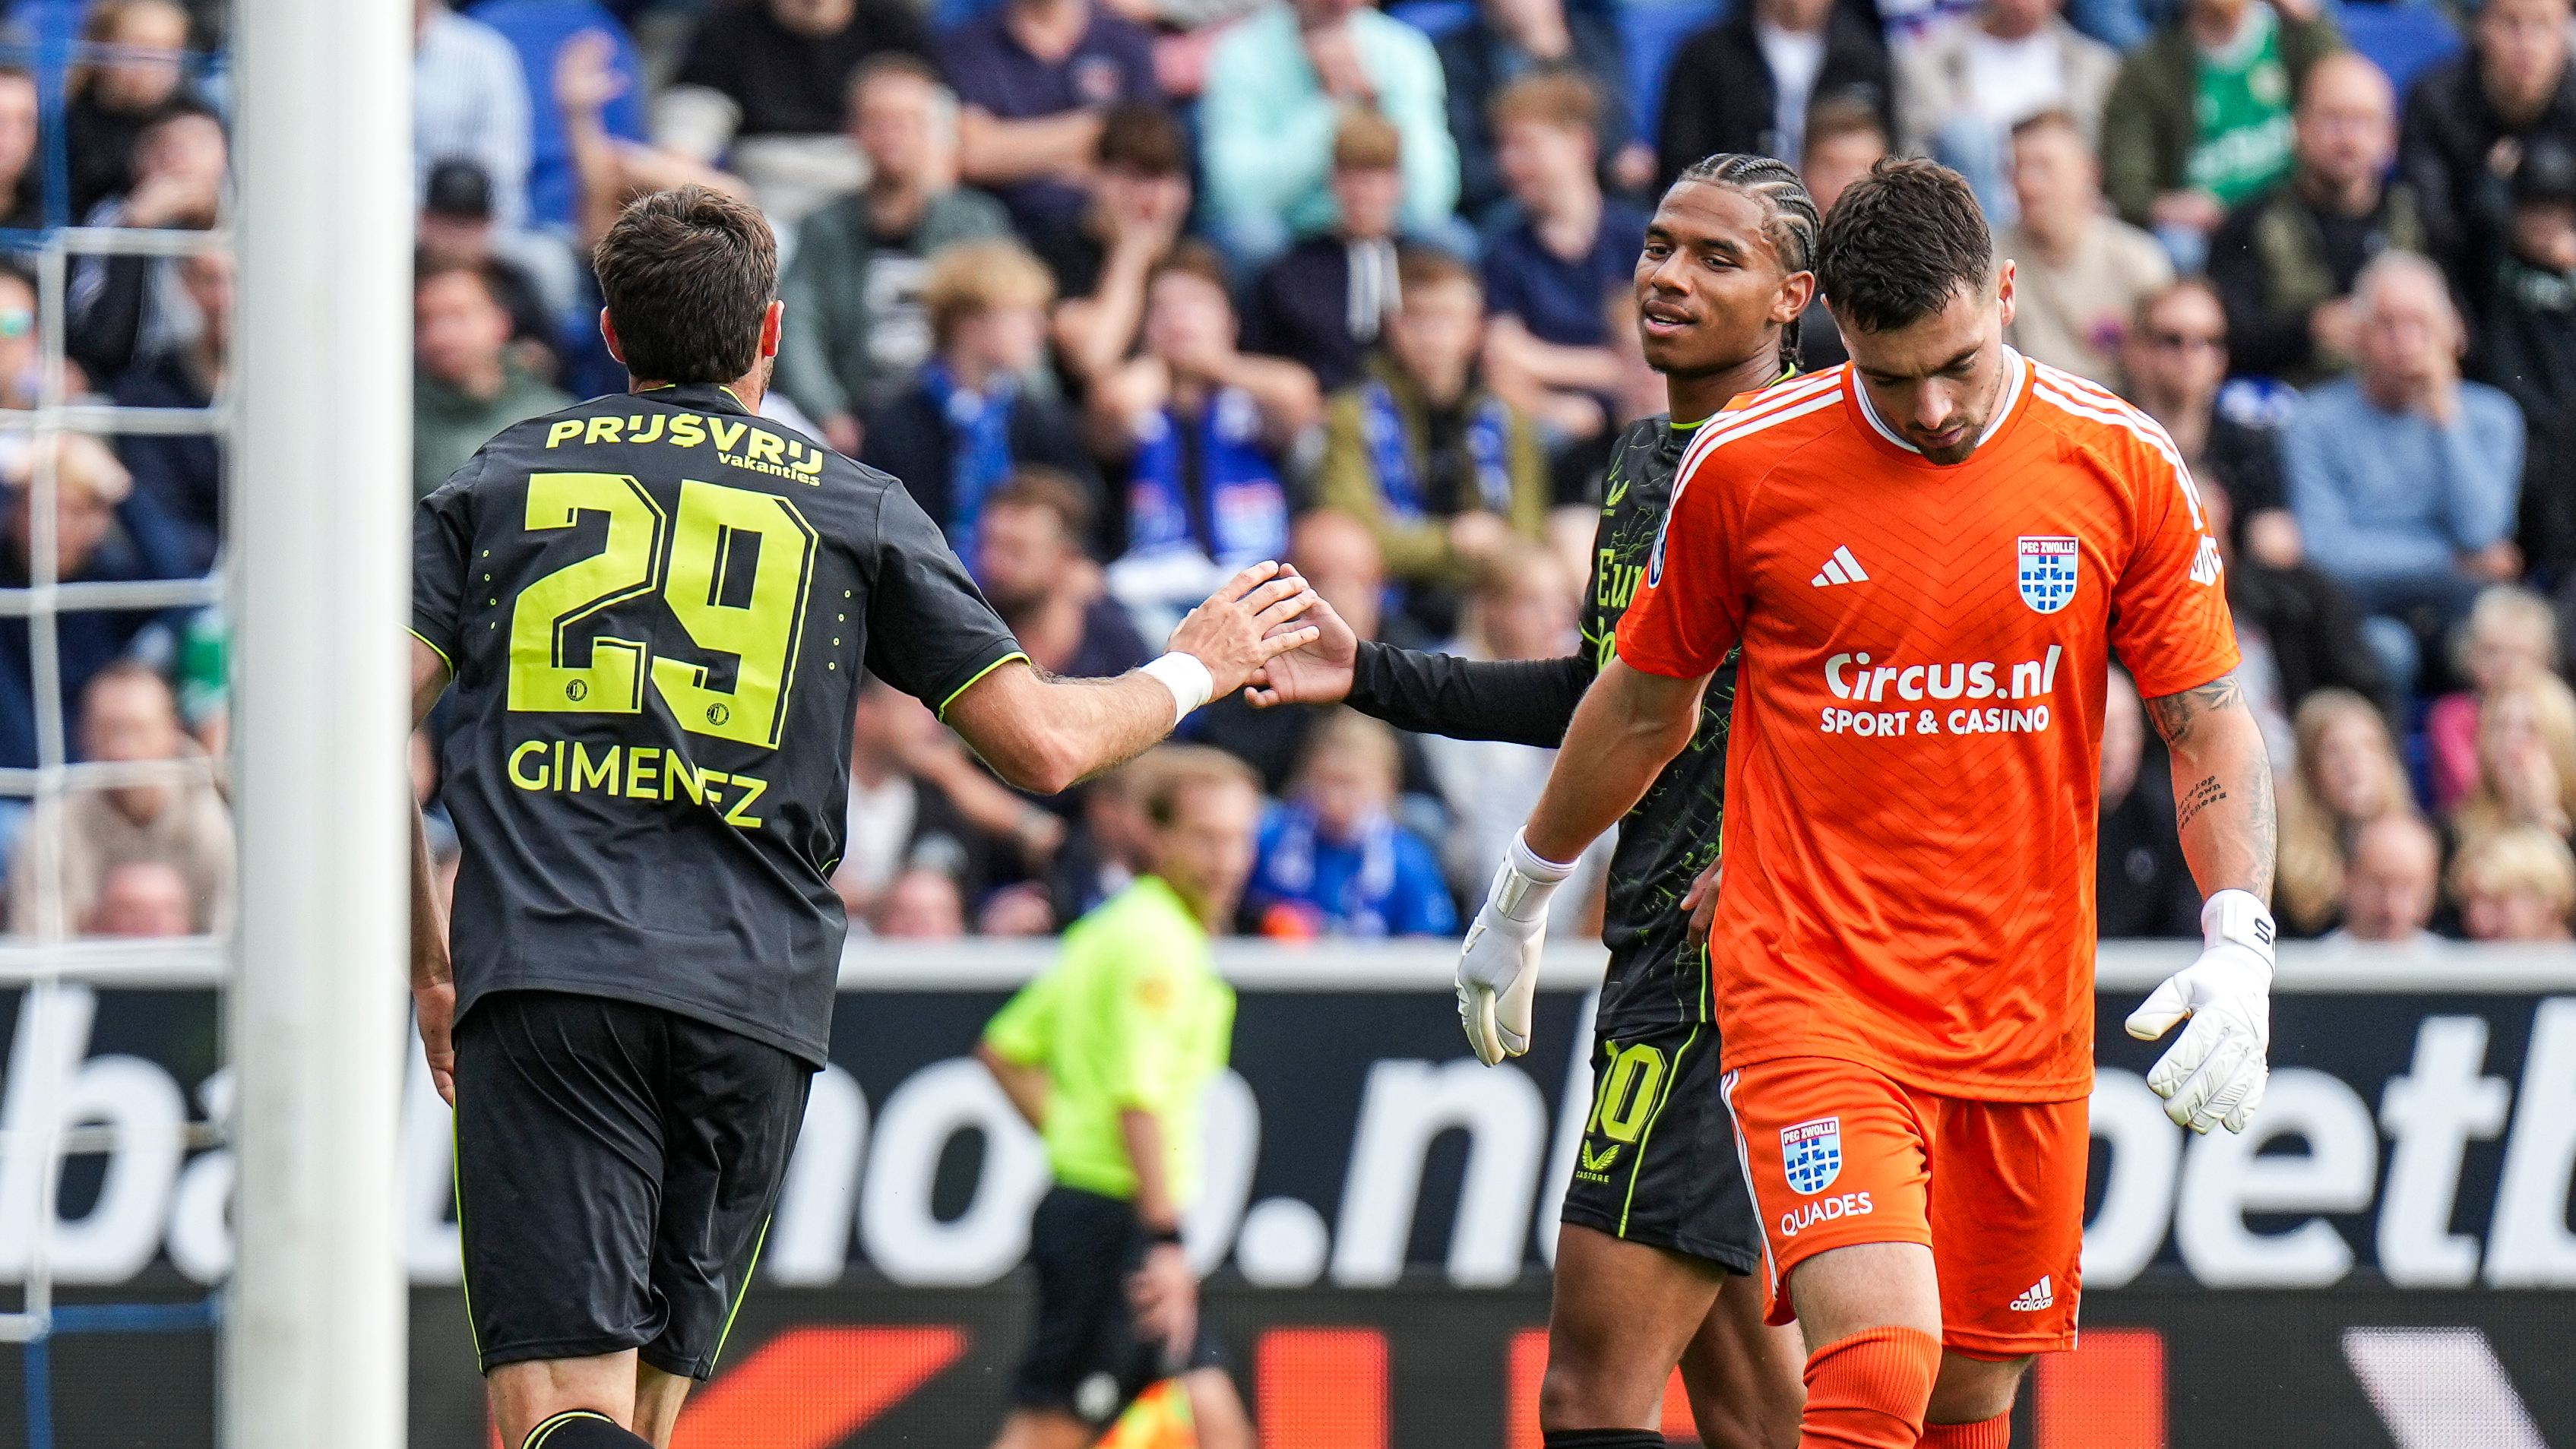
[2009,1276,2055,1311]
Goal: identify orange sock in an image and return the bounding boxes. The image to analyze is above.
[1799,1326,1941,1449]
[1918,1413,2009,1447]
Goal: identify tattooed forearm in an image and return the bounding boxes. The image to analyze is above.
[2144,671,2246,749]
[2245,746,2277,902]
[2177,775,2227,833]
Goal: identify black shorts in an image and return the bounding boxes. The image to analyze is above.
[1014,1186,1226,1423]
[454,990,814,1380]
[1558,1020,1762,1275]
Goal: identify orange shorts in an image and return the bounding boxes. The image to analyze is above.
[1719,1055,2086,1359]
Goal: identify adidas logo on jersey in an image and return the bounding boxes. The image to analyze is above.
[2010,1277,2055,1311]
[1810,546,1870,587]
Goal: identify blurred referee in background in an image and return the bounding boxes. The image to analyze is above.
[977,746,1264,1449]
[407,185,1318,1449]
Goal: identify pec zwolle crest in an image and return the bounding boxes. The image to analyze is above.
[1781,1117,1842,1195]
[2017,536,2080,615]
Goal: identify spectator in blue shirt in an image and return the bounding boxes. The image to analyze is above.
[2288,252,2527,698]
[943,0,1163,236]
[1251,707,1458,936]
[1480,70,1647,441]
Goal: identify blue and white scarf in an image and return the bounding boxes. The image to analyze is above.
[919,357,1017,565]
[1359,381,1516,524]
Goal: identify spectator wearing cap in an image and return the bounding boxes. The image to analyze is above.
[68,102,226,383]
[419,157,564,373]
[2100,0,2341,272]
[0,68,42,230]
[1094,244,1320,628]
[109,248,229,574]
[1199,0,1460,276]
[1995,110,2171,384]
[1242,110,1408,394]
[1037,103,1193,390]
[414,0,533,237]
[8,660,232,938]
[656,0,934,225]
[2401,0,2576,318]
[941,0,1163,238]
[1893,0,2117,223]
[1318,248,1548,639]
[1438,0,1646,222]
[973,470,1150,679]
[65,1,199,223]
[414,258,573,501]
[2287,252,2524,700]
[0,435,196,774]
[2476,135,2576,584]
[859,239,1099,559]
[1655,0,1892,184]
[1482,71,1648,443]
[2209,53,2419,388]
[777,56,1013,456]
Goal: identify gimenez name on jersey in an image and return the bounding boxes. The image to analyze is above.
[1816,644,2066,739]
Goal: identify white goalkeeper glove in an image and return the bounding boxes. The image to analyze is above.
[2125,888,2274,1134]
[1456,830,1576,1065]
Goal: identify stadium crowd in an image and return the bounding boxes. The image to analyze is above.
[0,0,2572,944]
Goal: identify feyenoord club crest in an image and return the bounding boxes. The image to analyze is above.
[2017,536,2080,614]
[1780,1117,1842,1195]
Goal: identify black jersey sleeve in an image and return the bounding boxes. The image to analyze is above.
[859,476,1030,713]
[1346,641,1594,748]
[410,454,483,669]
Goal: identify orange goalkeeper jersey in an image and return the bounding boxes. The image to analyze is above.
[1615,355,2240,1100]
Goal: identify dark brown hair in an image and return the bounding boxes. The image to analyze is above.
[983,467,1096,543]
[1815,157,1990,334]
[1667,153,1821,368]
[592,185,778,384]
[415,254,508,311]
[1096,101,1188,178]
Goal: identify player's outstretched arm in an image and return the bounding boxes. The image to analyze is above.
[2128,669,2280,1134]
[1243,574,1595,747]
[1454,659,1707,1063]
[409,637,457,1105]
[944,562,1320,794]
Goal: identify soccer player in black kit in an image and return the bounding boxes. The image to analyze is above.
[1248,156,1819,1449]
[404,186,1318,1449]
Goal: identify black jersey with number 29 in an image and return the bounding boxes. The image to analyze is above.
[412,383,1026,1065]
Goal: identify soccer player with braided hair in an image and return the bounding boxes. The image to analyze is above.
[1246,153,1818,1449]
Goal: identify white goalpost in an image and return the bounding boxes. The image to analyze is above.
[226,0,413,1444]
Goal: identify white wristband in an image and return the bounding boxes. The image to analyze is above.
[1141,651,1215,725]
[1493,830,1578,924]
[2201,888,2277,967]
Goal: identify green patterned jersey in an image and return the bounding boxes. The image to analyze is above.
[1587,414,1739,1036]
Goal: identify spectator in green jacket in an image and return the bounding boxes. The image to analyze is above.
[775,54,1012,457]
[1316,248,1547,640]
[413,258,569,500]
[2100,0,2340,271]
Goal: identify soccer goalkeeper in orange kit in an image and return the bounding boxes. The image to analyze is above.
[1450,159,2280,1449]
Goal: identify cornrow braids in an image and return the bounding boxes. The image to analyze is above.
[1668,153,1822,373]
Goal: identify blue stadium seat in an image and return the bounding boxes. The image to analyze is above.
[1621,0,1725,145]
[2340,2,2462,100]
[1388,0,1479,38]
[465,0,648,234]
